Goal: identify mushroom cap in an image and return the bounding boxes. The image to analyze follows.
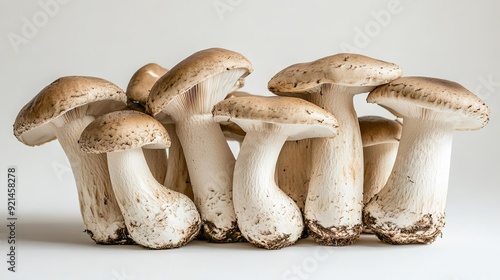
[126,63,169,106]
[268,53,402,96]
[146,48,253,117]
[213,96,339,141]
[359,116,402,147]
[225,91,253,99]
[14,76,127,146]
[367,76,490,130]
[79,110,171,154]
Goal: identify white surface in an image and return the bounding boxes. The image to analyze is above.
[1,0,499,279]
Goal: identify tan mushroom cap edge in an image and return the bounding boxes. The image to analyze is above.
[126,63,169,105]
[14,76,127,146]
[146,48,253,117]
[268,53,402,95]
[213,96,339,140]
[79,110,171,154]
[367,76,490,131]
[359,116,402,147]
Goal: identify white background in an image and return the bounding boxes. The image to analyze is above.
[1,0,499,279]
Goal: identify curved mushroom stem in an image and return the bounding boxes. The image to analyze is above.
[305,85,364,246]
[364,118,453,244]
[107,148,201,249]
[235,130,303,249]
[52,115,130,244]
[175,114,242,242]
[277,139,311,232]
[143,148,167,184]
[164,124,193,200]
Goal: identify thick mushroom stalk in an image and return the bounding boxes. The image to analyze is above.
[305,84,368,245]
[79,110,201,249]
[147,48,253,242]
[51,111,128,244]
[359,116,402,207]
[13,76,131,245]
[234,130,303,249]
[107,148,200,249]
[364,117,452,243]
[363,76,490,244]
[173,113,239,241]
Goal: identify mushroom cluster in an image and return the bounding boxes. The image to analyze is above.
[13,48,490,249]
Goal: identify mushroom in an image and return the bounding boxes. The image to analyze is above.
[146,48,253,242]
[213,96,339,249]
[13,76,130,244]
[126,63,169,184]
[359,116,402,205]
[79,110,201,249]
[268,53,402,245]
[358,116,402,233]
[363,77,490,244]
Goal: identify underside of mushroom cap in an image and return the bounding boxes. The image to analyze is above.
[213,96,338,140]
[79,110,171,153]
[359,116,402,147]
[146,48,253,118]
[367,77,490,130]
[14,76,127,146]
[268,53,402,96]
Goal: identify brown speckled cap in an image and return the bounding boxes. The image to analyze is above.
[367,77,490,130]
[268,53,402,96]
[126,63,169,106]
[359,116,402,147]
[14,76,127,146]
[213,96,338,141]
[146,48,253,117]
[79,110,171,153]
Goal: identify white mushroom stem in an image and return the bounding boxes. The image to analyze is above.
[234,129,303,249]
[164,124,193,200]
[363,143,398,205]
[305,84,365,245]
[277,139,311,214]
[364,117,453,244]
[106,147,200,249]
[143,148,167,184]
[175,114,239,242]
[51,110,128,244]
